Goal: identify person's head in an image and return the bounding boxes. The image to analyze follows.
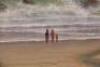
[46,29,49,32]
[51,29,54,32]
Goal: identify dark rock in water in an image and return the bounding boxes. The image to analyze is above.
[86,0,98,6]
[80,0,98,8]
[23,0,33,4]
[0,2,7,11]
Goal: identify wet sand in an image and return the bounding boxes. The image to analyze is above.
[0,40,100,67]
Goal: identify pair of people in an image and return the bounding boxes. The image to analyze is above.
[45,29,58,43]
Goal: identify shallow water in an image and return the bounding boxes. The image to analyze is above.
[0,0,100,42]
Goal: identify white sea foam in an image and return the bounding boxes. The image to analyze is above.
[0,0,100,42]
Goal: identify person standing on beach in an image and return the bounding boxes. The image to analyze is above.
[51,29,55,42]
[55,32,58,42]
[45,29,49,43]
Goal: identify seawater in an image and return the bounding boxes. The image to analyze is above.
[0,1,100,42]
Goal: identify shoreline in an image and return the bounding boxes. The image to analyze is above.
[0,39,100,46]
[0,39,100,43]
[1,37,100,42]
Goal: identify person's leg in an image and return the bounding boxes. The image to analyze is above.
[52,35,54,42]
[56,35,58,42]
[47,36,49,43]
[45,37,48,43]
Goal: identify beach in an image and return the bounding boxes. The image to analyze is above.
[0,0,100,67]
[0,40,100,67]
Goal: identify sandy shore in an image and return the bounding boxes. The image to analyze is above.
[0,40,100,67]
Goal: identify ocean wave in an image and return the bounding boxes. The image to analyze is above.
[0,0,100,42]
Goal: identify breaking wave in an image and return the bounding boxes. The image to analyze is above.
[0,0,100,42]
